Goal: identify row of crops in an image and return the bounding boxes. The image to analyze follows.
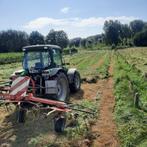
[119,47,147,74]
[113,50,147,147]
[0,52,23,64]
[66,50,110,78]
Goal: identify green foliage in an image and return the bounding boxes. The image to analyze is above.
[46,29,69,49]
[66,50,106,78]
[130,20,145,35]
[134,28,147,46]
[119,47,147,74]
[104,20,122,45]
[114,54,147,146]
[0,30,29,52]
[29,31,44,45]
[97,52,110,78]
[0,52,23,64]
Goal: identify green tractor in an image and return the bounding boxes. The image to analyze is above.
[11,45,81,102]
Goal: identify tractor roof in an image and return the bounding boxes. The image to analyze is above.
[22,44,61,52]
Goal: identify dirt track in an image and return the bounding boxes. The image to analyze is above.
[91,61,120,147]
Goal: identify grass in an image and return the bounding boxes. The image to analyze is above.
[65,50,109,78]
[0,52,23,64]
[0,62,21,81]
[118,47,147,74]
[114,52,147,147]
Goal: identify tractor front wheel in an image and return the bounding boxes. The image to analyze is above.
[70,71,81,92]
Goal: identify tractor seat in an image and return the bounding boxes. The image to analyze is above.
[35,62,43,69]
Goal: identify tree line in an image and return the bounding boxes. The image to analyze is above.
[104,19,147,47]
[0,19,147,52]
[0,29,68,52]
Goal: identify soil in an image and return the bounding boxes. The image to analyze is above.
[91,61,120,147]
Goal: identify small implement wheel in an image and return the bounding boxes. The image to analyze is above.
[17,107,26,123]
[70,71,81,92]
[16,103,26,123]
[54,116,66,133]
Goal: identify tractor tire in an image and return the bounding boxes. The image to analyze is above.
[70,71,81,93]
[54,116,66,133]
[55,72,69,102]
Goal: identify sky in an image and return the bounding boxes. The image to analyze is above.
[0,0,147,38]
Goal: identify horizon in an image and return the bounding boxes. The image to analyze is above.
[0,0,147,39]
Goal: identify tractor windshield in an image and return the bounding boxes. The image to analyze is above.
[23,51,51,70]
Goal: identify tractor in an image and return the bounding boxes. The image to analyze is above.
[12,44,81,102]
[0,44,82,132]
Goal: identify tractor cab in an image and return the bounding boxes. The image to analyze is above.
[23,45,63,73]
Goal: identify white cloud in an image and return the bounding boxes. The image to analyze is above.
[61,7,70,14]
[23,16,137,38]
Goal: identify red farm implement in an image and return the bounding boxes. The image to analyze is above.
[0,76,94,133]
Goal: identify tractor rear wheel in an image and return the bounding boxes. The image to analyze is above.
[70,71,81,92]
[55,72,69,102]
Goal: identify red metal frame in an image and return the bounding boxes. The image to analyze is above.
[0,76,71,112]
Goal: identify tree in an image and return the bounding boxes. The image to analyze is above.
[29,31,44,45]
[69,38,82,47]
[45,30,69,49]
[130,20,145,35]
[133,28,147,46]
[103,20,122,45]
[80,39,87,47]
[0,30,29,52]
[120,24,131,39]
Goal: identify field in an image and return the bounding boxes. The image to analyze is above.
[0,47,147,147]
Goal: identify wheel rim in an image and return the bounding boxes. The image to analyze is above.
[57,78,67,101]
[75,74,80,89]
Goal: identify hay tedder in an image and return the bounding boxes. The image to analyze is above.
[0,45,94,132]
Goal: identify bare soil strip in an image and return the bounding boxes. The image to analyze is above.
[91,61,120,147]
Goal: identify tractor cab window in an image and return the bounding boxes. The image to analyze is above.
[52,49,62,67]
[23,51,51,70]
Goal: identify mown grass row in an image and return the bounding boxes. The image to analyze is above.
[0,62,21,81]
[119,47,147,74]
[97,51,110,79]
[0,52,23,64]
[67,51,106,78]
[114,53,147,147]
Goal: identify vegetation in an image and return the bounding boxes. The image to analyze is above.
[0,52,22,64]
[0,47,147,146]
[119,47,147,74]
[134,28,147,46]
[45,29,69,49]
[0,30,28,52]
[29,31,44,45]
[114,51,147,146]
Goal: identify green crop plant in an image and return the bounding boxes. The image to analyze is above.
[114,53,147,147]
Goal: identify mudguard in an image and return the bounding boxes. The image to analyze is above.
[67,68,77,84]
[47,68,64,77]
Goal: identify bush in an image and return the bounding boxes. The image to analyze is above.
[134,29,147,46]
